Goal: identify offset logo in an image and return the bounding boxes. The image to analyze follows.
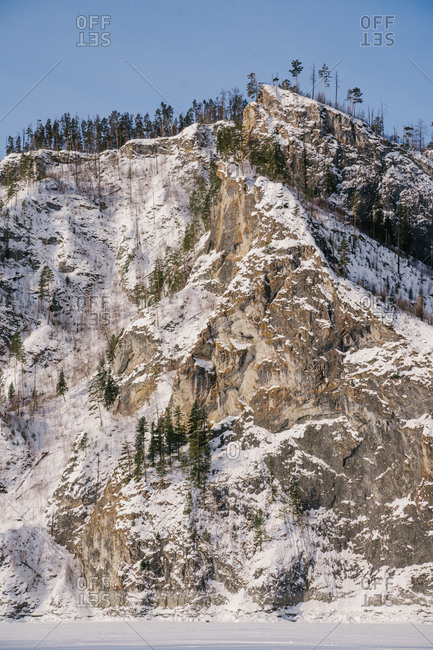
[76,576,126,607]
[360,15,395,47]
[360,576,395,607]
[74,294,118,329]
[226,441,240,460]
[360,295,395,325]
[76,15,111,47]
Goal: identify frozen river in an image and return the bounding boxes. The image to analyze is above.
[0,621,431,649]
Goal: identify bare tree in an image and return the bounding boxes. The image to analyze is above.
[413,119,427,151]
[310,64,316,99]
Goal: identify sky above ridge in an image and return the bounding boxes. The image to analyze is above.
[0,0,432,156]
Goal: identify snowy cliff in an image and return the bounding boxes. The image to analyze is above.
[0,87,432,621]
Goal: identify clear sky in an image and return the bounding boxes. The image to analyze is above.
[0,0,432,156]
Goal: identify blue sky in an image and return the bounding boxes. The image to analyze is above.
[0,0,432,156]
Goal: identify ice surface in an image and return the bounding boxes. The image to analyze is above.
[0,621,432,650]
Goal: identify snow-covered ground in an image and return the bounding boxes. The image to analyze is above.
[0,621,432,649]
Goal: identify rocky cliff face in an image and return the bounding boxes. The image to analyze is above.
[0,88,432,620]
[71,169,433,616]
[244,86,433,261]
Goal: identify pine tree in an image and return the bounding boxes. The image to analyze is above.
[352,87,363,117]
[346,88,363,116]
[249,137,286,182]
[10,331,23,384]
[106,330,123,363]
[164,408,175,465]
[155,415,166,480]
[120,441,133,483]
[338,236,350,278]
[103,370,119,408]
[289,59,303,91]
[246,73,259,101]
[88,357,107,425]
[148,421,158,466]
[324,165,336,196]
[6,173,17,203]
[148,258,164,305]
[216,125,243,162]
[10,331,25,400]
[106,334,117,364]
[252,508,265,549]
[135,113,145,139]
[20,154,34,183]
[318,64,331,102]
[7,88,247,154]
[56,368,68,400]
[301,145,309,195]
[156,452,166,480]
[8,382,15,402]
[174,405,187,459]
[403,125,414,149]
[38,265,54,322]
[188,400,210,491]
[6,137,14,155]
[134,417,148,481]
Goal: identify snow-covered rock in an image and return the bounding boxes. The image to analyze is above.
[0,92,431,622]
